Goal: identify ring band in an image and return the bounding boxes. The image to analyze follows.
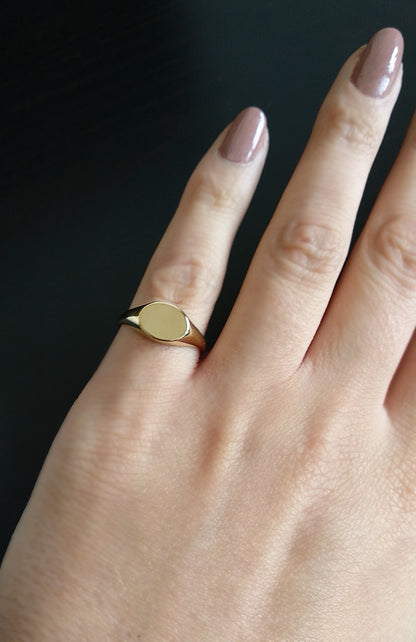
[119,301,206,352]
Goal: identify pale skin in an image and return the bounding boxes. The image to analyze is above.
[1,35,416,642]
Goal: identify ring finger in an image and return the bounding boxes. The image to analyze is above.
[207,28,403,380]
[309,110,416,406]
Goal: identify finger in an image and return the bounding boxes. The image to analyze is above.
[385,329,416,433]
[206,28,403,379]
[307,108,416,403]
[99,107,269,383]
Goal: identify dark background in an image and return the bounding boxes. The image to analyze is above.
[1,0,415,559]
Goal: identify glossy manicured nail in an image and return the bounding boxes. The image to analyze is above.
[219,107,266,163]
[351,27,403,98]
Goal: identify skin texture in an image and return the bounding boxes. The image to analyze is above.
[1,30,416,641]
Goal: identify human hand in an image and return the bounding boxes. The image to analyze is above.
[1,27,415,641]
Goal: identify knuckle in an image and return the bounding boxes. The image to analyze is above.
[186,166,241,214]
[148,256,218,306]
[269,218,344,280]
[369,215,416,293]
[319,99,380,152]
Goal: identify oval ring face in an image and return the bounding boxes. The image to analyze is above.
[138,302,189,341]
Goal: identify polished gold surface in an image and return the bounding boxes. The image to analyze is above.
[119,301,206,352]
[138,301,189,341]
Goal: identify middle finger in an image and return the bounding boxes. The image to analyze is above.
[208,28,403,378]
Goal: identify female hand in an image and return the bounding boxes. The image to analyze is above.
[1,27,415,641]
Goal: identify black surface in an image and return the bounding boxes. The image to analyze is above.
[1,1,415,558]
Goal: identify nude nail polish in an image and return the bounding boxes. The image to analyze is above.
[351,27,404,98]
[219,107,266,163]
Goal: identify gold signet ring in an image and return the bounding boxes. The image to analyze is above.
[118,301,206,352]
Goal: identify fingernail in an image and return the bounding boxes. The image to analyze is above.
[351,27,403,98]
[219,107,266,163]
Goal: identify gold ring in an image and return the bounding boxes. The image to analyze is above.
[118,301,206,352]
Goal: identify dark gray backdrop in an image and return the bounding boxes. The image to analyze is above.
[2,0,415,558]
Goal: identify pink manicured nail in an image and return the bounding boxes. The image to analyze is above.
[219,107,266,163]
[351,27,403,98]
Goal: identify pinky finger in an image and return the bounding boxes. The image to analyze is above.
[93,107,269,386]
